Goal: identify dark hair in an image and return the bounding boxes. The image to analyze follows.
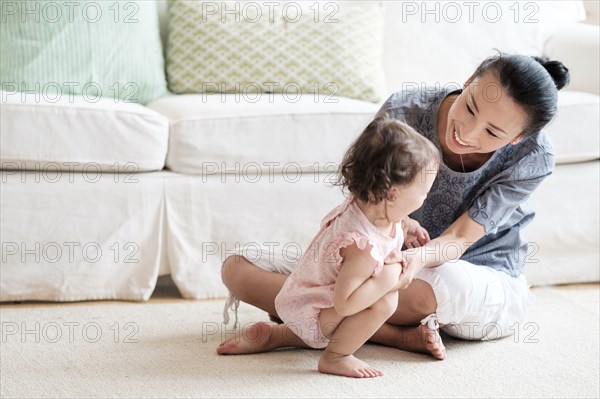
[337,112,440,204]
[471,51,570,135]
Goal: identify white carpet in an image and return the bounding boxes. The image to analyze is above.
[1,282,599,398]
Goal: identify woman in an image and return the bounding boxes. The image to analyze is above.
[219,52,570,360]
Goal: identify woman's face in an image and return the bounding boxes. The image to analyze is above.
[444,72,530,155]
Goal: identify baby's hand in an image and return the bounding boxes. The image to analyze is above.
[403,219,430,249]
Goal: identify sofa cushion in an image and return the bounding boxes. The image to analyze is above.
[147,94,379,174]
[0,92,169,172]
[523,161,600,285]
[544,23,600,95]
[0,0,169,104]
[545,91,600,164]
[382,1,586,92]
[165,1,385,102]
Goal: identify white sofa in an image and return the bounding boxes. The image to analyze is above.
[1,1,599,302]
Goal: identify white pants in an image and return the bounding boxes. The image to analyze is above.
[225,247,534,341]
[415,260,533,340]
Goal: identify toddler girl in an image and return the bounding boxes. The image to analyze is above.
[218,113,440,378]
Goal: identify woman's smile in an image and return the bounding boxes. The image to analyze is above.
[449,124,476,152]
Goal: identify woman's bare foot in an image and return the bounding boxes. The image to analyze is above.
[217,322,274,355]
[318,351,384,378]
[371,322,447,360]
[399,324,446,360]
[217,322,310,355]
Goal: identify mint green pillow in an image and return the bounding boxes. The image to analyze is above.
[1,0,168,104]
[166,1,386,103]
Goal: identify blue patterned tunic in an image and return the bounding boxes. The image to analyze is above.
[379,86,555,277]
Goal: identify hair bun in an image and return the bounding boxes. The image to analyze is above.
[533,56,570,90]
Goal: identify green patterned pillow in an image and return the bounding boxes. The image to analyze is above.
[166,1,385,102]
[1,0,168,104]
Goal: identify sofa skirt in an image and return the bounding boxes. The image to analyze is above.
[1,162,598,302]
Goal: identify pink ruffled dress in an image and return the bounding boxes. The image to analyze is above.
[274,196,404,348]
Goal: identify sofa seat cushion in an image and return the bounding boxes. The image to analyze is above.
[147,94,379,174]
[523,161,599,285]
[545,91,600,164]
[0,92,169,172]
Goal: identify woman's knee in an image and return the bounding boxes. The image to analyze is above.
[401,279,437,316]
[221,255,249,293]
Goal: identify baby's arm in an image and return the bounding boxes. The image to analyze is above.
[332,243,401,317]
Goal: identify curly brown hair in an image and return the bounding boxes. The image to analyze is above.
[337,112,440,204]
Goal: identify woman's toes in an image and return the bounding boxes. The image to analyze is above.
[216,343,231,355]
[427,343,446,360]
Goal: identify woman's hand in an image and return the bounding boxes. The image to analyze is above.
[384,250,405,267]
[396,249,425,289]
[385,249,425,290]
[372,261,403,294]
[402,218,430,249]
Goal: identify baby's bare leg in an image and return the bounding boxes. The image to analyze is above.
[318,290,399,378]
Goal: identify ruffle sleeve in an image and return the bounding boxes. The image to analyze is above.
[329,232,386,277]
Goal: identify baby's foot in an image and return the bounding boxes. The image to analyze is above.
[318,352,383,378]
[217,322,273,355]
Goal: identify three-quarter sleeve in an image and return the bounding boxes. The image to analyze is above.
[468,143,556,235]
